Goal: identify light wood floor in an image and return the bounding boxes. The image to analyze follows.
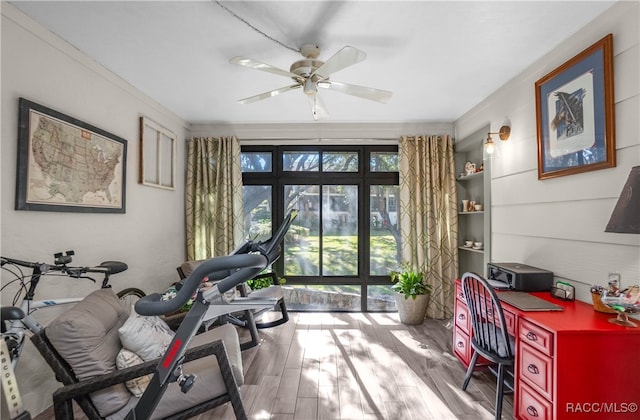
[35,312,513,420]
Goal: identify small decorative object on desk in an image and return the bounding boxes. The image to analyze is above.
[590,285,618,314]
[551,281,575,301]
[600,285,640,327]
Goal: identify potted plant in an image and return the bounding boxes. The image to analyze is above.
[246,271,286,291]
[391,267,432,324]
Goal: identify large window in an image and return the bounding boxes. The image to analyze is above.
[241,145,399,312]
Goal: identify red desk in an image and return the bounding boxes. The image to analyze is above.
[453,280,640,420]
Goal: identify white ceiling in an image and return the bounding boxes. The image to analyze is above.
[10,1,616,124]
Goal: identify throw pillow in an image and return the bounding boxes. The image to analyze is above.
[118,311,174,361]
[46,289,131,416]
[115,348,151,397]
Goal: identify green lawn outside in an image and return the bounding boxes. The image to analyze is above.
[285,233,398,276]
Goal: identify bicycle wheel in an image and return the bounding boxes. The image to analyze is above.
[117,287,145,314]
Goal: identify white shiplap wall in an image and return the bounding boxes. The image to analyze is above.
[454,1,640,303]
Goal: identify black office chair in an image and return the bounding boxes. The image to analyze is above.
[460,272,515,420]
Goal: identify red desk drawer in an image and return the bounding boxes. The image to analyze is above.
[455,299,471,334]
[455,281,466,303]
[503,308,516,337]
[453,327,471,366]
[517,381,553,420]
[519,319,553,356]
[519,343,553,400]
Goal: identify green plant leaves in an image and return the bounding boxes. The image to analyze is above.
[390,268,432,299]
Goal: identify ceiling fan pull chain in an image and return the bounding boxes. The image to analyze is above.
[213,0,300,54]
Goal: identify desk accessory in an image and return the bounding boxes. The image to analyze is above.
[600,285,640,327]
[590,287,618,314]
[487,262,553,292]
[497,291,563,311]
[551,281,575,301]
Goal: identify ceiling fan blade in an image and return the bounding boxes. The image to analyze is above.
[320,81,393,104]
[308,93,329,121]
[313,46,366,78]
[238,84,301,104]
[230,56,299,79]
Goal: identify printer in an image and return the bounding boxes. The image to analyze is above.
[487,262,553,292]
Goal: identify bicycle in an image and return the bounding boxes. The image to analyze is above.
[1,250,145,370]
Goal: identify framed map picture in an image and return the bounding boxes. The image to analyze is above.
[16,98,127,213]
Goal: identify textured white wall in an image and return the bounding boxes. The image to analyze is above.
[454,1,640,303]
[1,4,188,415]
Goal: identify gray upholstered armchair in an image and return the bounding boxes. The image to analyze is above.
[31,288,246,420]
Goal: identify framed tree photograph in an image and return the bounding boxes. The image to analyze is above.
[16,98,127,213]
[535,34,615,180]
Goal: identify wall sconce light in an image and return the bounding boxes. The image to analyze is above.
[484,125,511,155]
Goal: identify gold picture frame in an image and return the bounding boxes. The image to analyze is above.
[535,34,616,180]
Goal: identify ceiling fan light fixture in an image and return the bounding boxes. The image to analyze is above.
[220,4,392,120]
[290,59,324,78]
[303,78,317,95]
[230,44,392,120]
[300,44,321,59]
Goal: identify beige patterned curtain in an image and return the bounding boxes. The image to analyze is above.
[398,135,458,319]
[185,136,244,260]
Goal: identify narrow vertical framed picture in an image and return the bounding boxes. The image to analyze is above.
[535,34,615,180]
[16,98,127,213]
[139,116,176,190]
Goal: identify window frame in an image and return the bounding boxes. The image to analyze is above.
[241,144,399,311]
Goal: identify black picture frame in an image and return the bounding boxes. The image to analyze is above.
[16,98,127,213]
[535,34,616,180]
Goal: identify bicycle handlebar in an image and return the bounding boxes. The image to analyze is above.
[134,253,268,316]
[1,257,45,271]
[1,256,128,277]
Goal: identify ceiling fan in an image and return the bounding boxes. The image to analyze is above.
[230,45,393,120]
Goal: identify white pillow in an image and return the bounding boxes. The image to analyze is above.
[115,348,151,397]
[118,312,175,361]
